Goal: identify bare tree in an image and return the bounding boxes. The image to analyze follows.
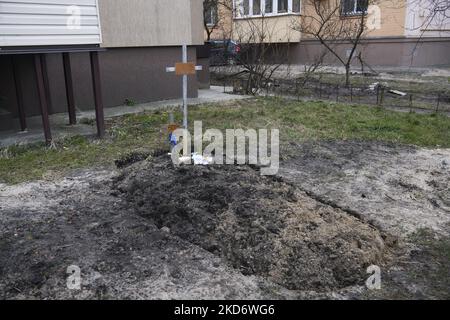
[411,0,450,29]
[299,49,330,87]
[203,0,233,41]
[232,14,291,95]
[293,0,377,87]
[394,0,450,65]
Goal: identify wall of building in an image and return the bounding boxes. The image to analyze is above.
[0,0,206,132]
[221,0,450,43]
[223,0,450,67]
[233,14,301,43]
[0,0,204,48]
[206,0,234,40]
[190,0,205,45]
[196,45,211,88]
[405,0,450,38]
[299,0,407,40]
[98,0,204,48]
[0,0,102,47]
[225,0,409,43]
[291,37,450,67]
[367,0,407,38]
[0,47,199,127]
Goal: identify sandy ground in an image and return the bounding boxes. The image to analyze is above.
[280,141,450,237]
[0,141,449,299]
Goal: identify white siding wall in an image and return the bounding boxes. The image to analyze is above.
[0,0,102,47]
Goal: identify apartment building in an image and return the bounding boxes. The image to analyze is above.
[207,0,450,67]
[0,0,204,138]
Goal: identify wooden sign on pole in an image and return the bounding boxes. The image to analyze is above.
[165,45,203,129]
[175,62,196,76]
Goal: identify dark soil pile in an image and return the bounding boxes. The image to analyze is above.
[113,156,388,291]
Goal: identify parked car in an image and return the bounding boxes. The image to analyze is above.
[207,40,241,66]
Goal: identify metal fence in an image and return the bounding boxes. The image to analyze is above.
[214,76,450,114]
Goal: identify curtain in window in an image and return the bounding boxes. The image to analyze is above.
[342,0,368,15]
[293,0,301,13]
[243,0,250,15]
[342,0,355,15]
[265,0,273,14]
[278,0,288,13]
[205,3,217,25]
[253,0,262,15]
[356,0,369,13]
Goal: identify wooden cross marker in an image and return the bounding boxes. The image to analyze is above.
[166,45,202,129]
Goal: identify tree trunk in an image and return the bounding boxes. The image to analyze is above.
[345,65,351,87]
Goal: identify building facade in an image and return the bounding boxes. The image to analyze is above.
[0,0,204,134]
[208,0,450,67]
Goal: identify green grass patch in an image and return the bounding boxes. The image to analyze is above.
[303,72,450,96]
[1,98,449,184]
[406,228,450,299]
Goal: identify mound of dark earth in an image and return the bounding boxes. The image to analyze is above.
[113,156,388,291]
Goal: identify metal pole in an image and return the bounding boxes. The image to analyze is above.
[376,86,380,105]
[34,54,52,145]
[90,51,105,138]
[40,54,53,113]
[436,93,441,113]
[63,53,77,125]
[11,56,27,132]
[182,45,188,129]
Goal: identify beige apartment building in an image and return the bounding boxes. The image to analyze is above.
[0,0,204,136]
[206,0,450,67]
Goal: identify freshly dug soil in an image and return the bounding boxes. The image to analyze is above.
[1,141,447,299]
[113,156,388,291]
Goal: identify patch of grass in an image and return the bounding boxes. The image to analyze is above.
[79,117,96,126]
[304,72,450,96]
[365,228,450,300]
[195,98,450,147]
[406,228,450,299]
[0,112,168,184]
[0,98,449,184]
[409,228,450,264]
[124,98,136,107]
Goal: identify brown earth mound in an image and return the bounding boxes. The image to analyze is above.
[113,156,388,291]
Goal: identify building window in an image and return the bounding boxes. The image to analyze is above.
[341,0,368,16]
[243,0,250,15]
[292,0,301,13]
[205,3,218,26]
[253,0,262,15]
[265,0,273,14]
[278,0,288,13]
[235,0,301,17]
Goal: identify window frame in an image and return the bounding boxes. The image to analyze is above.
[205,3,218,26]
[278,0,288,13]
[234,0,302,19]
[340,0,369,17]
